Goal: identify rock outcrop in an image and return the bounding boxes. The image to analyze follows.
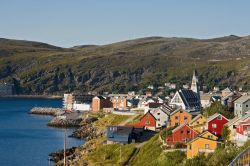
[47,112,84,127]
[29,107,63,116]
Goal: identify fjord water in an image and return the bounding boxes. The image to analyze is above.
[0,98,83,166]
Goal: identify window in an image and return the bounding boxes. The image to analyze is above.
[181,130,184,134]
[197,121,200,124]
[173,95,182,103]
[246,105,249,108]
[175,123,179,126]
[208,135,213,139]
[205,144,209,149]
[184,116,188,120]
[187,130,190,134]
[157,113,160,115]
[157,118,160,121]
[158,124,161,126]
[212,124,217,128]
[175,116,179,120]
[217,115,222,120]
[145,121,150,124]
[189,145,192,150]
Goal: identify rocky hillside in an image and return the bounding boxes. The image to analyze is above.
[1,35,250,94]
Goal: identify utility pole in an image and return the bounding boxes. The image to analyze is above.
[64,129,67,166]
[48,156,51,166]
[120,145,122,164]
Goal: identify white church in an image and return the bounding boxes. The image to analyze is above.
[170,70,201,114]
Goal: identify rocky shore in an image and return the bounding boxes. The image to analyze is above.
[50,116,105,165]
[47,115,82,127]
[30,107,63,116]
[70,117,103,140]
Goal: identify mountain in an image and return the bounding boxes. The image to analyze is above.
[1,35,250,95]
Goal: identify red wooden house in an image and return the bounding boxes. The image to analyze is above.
[166,123,198,145]
[133,111,157,131]
[206,113,229,137]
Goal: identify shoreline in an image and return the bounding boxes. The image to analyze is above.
[0,95,63,99]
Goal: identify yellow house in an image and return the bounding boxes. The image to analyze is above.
[187,131,221,159]
[188,114,206,133]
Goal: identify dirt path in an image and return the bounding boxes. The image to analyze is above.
[118,113,139,125]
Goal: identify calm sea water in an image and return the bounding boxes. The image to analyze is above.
[0,98,83,166]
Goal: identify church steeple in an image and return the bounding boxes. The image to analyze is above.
[191,69,200,99]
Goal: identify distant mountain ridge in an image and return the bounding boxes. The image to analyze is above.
[1,35,250,95]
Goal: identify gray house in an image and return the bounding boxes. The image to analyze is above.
[107,126,134,144]
[234,96,250,117]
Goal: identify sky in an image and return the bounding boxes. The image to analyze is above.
[0,0,250,47]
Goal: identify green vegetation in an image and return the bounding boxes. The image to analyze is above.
[86,143,136,166]
[130,113,144,124]
[2,36,250,94]
[185,154,208,166]
[163,151,186,166]
[166,126,176,136]
[202,102,234,119]
[93,114,130,129]
[221,125,230,142]
[130,134,164,165]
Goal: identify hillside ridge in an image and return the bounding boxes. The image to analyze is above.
[1,35,250,94]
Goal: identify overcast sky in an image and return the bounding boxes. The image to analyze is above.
[1,0,250,47]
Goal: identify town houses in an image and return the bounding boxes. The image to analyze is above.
[61,69,250,159]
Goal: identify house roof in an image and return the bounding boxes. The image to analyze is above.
[147,102,161,108]
[222,87,232,93]
[200,94,212,100]
[94,95,106,100]
[221,92,235,100]
[225,117,241,127]
[187,131,220,144]
[188,114,203,124]
[206,113,228,123]
[199,130,218,139]
[108,126,134,135]
[234,95,250,104]
[108,94,128,98]
[161,104,173,115]
[239,118,250,126]
[149,108,169,116]
[170,107,184,116]
[172,123,197,134]
[140,111,157,121]
[179,89,200,108]
[226,113,250,126]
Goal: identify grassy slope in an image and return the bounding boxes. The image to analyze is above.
[93,114,130,129]
[1,36,250,94]
[86,143,136,166]
[129,134,165,165]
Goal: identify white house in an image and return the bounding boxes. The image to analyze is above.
[73,101,91,112]
[226,113,250,144]
[149,108,170,128]
[200,94,212,108]
[234,95,250,117]
[234,117,250,146]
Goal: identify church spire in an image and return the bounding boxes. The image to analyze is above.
[191,69,200,99]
